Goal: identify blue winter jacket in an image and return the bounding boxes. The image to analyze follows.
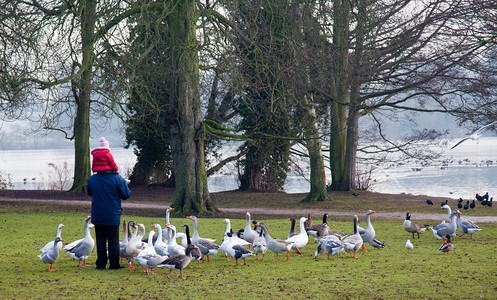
[87,172,131,226]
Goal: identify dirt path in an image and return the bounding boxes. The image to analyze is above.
[3,197,497,223]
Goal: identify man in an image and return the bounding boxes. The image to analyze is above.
[87,170,131,270]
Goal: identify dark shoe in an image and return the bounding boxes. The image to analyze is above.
[95,267,106,270]
[109,265,124,269]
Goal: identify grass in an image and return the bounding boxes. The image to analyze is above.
[1,200,496,299]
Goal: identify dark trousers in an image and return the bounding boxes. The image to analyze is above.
[94,224,120,269]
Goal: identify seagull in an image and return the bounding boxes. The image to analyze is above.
[450,121,497,150]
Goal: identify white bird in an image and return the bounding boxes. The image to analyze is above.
[40,223,64,253]
[165,224,186,256]
[430,210,458,242]
[241,212,259,245]
[252,225,268,260]
[63,216,95,267]
[38,237,63,272]
[450,121,497,150]
[405,239,414,251]
[358,210,376,252]
[134,230,168,275]
[285,217,309,256]
[222,232,255,265]
[162,207,174,241]
[152,223,169,256]
[222,218,250,247]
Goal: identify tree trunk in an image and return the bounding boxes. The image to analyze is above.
[68,0,95,193]
[329,0,351,191]
[301,97,327,202]
[168,0,217,215]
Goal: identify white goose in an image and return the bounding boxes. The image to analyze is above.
[152,223,169,256]
[162,207,174,241]
[252,225,268,260]
[222,218,250,247]
[222,232,255,265]
[165,224,186,256]
[40,223,64,253]
[38,237,63,272]
[342,215,363,259]
[123,223,145,270]
[176,232,188,248]
[241,212,259,245]
[285,217,309,256]
[358,210,375,252]
[134,230,168,275]
[64,216,95,267]
[187,216,220,262]
[430,210,458,242]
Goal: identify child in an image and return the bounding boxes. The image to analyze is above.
[91,137,118,173]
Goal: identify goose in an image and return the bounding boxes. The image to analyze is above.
[182,224,202,267]
[152,223,169,256]
[38,237,63,272]
[165,224,186,256]
[463,201,469,210]
[326,223,347,239]
[341,215,363,259]
[134,222,147,248]
[403,213,428,238]
[222,219,250,247]
[287,217,298,239]
[369,238,386,249]
[158,239,199,279]
[470,200,475,209]
[257,222,292,262]
[358,210,375,252]
[303,213,312,228]
[119,220,135,264]
[122,223,145,269]
[305,213,329,237]
[455,211,481,239]
[441,204,453,222]
[176,232,188,248]
[186,216,220,262]
[161,207,174,241]
[430,210,458,242]
[405,239,414,251]
[252,225,268,260]
[241,212,259,245]
[314,237,343,260]
[134,230,168,275]
[63,215,95,267]
[438,234,454,254]
[222,232,255,265]
[40,223,64,253]
[285,217,309,256]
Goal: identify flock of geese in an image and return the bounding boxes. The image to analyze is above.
[38,204,482,276]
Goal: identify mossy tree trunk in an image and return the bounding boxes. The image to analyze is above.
[68,0,95,193]
[329,0,351,191]
[167,0,217,215]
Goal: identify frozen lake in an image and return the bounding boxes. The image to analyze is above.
[1,137,497,200]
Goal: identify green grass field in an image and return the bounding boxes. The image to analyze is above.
[1,201,496,299]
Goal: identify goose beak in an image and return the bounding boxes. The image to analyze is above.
[186,216,192,219]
